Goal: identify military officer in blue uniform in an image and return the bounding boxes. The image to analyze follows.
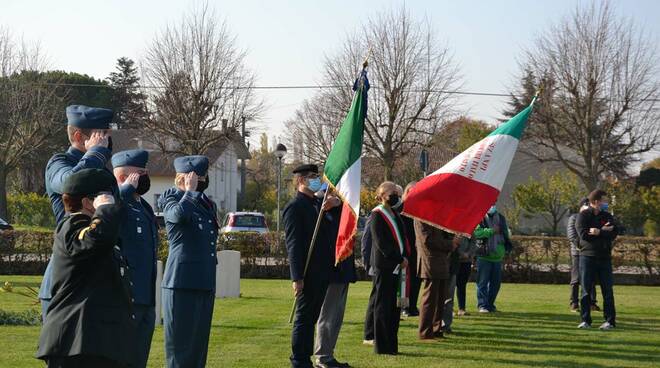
[159,155,218,368]
[41,105,115,321]
[112,149,158,368]
[36,168,135,368]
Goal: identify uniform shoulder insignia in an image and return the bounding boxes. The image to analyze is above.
[69,214,93,240]
[90,218,102,230]
[78,226,91,240]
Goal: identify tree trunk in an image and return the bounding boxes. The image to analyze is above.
[383,161,393,182]
[0,167,8,220]
[581,173,599,192]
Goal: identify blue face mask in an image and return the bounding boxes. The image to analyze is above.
[307,178,322,192]
[488,206,497,215]
[600,203,609,212]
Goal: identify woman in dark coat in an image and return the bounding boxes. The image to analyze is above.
[365,181,408,355]
[37,169,134,368]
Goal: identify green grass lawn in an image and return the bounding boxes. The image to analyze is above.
[1,276,659,367]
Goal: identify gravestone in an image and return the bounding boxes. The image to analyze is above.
[155,260,163,325]
[216,250,241,298]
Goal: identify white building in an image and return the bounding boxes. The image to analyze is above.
[111,129,250,213]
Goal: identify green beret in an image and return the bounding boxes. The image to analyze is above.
[62,168,115,196]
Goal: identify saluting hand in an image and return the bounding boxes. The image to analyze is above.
[184,172,199,192]
[125,173,140,189]
[93,194,115,208]
[84,131,109,150]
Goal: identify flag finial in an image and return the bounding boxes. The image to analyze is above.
[363,46,373,69]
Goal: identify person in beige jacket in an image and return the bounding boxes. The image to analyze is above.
[414,221,459,340]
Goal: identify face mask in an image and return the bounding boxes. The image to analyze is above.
[488,206,497,215]
[107,136,113,152]
[387,194,400,208]
[599,203,609,212]
[197,178,209,193]
[136,174,151,195]
[307,178,322,192]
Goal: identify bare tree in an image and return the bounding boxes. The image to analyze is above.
[0,28,63,218]
[284,89,346,164]
[287,7,461,179]
[141,3,264,155]
[506,2,660,190]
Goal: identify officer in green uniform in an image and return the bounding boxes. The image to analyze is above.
[36,168,136,368]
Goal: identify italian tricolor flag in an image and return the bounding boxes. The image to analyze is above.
[323,69,369,264]
[403,100,535,237]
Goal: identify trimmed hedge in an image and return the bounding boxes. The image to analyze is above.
[2,229,658,284]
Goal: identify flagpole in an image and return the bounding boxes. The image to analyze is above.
[288,57,370,323]
[288,188,330,324]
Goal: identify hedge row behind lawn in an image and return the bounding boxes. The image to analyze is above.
[1,229,658,283]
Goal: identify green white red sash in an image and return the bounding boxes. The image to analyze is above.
[373,205,409,308]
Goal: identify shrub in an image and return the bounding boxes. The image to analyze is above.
[7,193,55,228]
[0,309,41,326]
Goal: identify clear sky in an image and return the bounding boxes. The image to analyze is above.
[2,0,659,161]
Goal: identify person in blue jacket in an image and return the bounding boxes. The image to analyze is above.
[112,149,159,368]
[41,105,114,321]
[159,155,218,368]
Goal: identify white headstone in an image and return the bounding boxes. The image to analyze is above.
[155,260,163,325]
[216,250,240,298]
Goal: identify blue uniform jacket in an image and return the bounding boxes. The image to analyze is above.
[282,192,336,282]
[41,145,112,299]
[159,188,219,291]
[118,184,159,306]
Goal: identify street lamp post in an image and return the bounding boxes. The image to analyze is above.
[274,143,287,249]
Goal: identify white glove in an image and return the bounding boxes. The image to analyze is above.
[93,194,115,209]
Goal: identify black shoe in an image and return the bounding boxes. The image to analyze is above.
[325,359,351,368]
[407,309,420,317]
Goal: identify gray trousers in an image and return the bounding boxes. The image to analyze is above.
[314,282,349,364]
[442,274,457,330]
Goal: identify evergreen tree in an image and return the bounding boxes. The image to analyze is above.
[107,57,148,129]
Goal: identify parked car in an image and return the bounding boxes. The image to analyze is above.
[220,212,269,234]
[0,217,13,232]
[154,212,165,228]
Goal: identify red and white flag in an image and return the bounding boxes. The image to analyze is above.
[403,102,535,237]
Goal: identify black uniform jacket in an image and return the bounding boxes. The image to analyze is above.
[36,204,136,365]
[283,192,339,282]
[370,209,406,274]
